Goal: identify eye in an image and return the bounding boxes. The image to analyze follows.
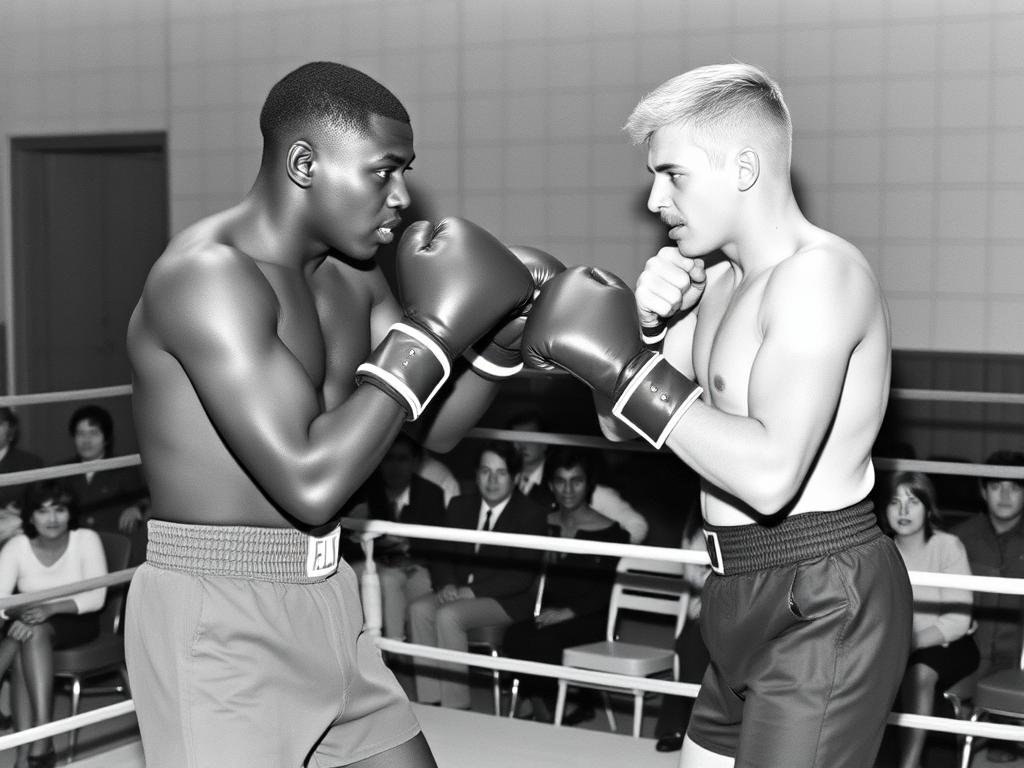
[374,168,393,181]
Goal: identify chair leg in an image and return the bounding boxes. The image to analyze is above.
[508,678,520,718]
[554,680,568,727]
[601,690,616,732]
[68,677,82,763]
[962,709,981,768]
[632,690,643,738]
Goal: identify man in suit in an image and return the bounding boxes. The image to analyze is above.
[407,441,548,709]
[350,432,447,640]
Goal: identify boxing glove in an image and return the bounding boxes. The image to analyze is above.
[357,217,535,419]
[522,265,702,448]
[465,245,566,380]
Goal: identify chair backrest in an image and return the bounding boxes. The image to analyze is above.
[96,531,131,634]
[606,557,689,642]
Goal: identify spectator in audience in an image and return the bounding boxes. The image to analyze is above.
[349,432,447,640]
[503,446,628,724]
[61,405,149,565]
[0,408,44,547]
[884,471,978,768]
[953,450,1024,763]
[407,441,547,710]
[506,410,649,544]
[0,479,107,768]
[653,498,711,752]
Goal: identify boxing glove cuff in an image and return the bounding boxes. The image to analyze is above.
[356,322,451,421]
[612,352,702,449]
[464,344,524,380]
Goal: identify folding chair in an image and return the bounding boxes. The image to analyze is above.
[554,557,688,737]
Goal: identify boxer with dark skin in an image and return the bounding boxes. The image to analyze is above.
[126,62,560,768]
[524,63,912,768]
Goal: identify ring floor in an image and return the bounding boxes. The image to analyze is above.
[0,672,1014,767]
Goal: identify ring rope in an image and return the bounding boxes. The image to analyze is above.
[0,701,136,753]
[374,640,1024,742]
[0,455,142,488]
[5,383,1024,407]
[345,518,1024,597]
[0,385,132,407]
[0,568,135,613]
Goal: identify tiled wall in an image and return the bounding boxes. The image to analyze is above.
[2,0,1023,354]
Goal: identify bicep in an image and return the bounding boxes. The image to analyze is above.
[150,262,324,478]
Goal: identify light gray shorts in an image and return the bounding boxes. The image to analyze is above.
[125,520,421,768]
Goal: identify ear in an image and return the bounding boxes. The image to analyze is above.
[736,147,759,192]
[286,141,313,188]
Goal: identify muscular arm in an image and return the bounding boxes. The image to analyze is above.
[142,249,407,527]
[660,252,878,516]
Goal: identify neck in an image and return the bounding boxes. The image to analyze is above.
[724,193,807,274]
[991,515,1022,536]
[35,531,69,550]
[896,530,927,552]
[235,181,329,268]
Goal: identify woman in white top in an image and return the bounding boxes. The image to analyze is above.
[884,471,979,768]
[0,479,107,768]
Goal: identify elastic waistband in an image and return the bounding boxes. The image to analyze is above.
[146,520,342,583]
[702,500,879,576]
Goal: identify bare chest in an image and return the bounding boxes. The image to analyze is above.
[692,278,769,415]
[309,263,375,405]
[258,265,327,388]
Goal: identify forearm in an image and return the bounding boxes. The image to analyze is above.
[663,402,808,517]
[292,386,406,525]
[415,368,499,453]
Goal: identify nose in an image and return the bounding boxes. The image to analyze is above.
[387,175,411,210]
[647,174,670,214]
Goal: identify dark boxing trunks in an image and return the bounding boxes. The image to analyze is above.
[126,521,421,768]
[690,501,913,768]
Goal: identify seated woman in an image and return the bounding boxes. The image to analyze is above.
[502,446,629,723]
[0,479,108,768]
[884,471,979,768]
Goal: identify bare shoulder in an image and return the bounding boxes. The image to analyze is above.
[140,224,277,352]
[767,230,881,312]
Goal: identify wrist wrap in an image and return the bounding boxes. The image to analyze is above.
[612,351,702,449]
[640,322,667,345]
[355,322,451,421]
[464,343,524,380]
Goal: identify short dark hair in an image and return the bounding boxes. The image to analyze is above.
[980,450,1024,487]
[0,407,19,444]
[22,479,79,538]
[388,431,423,460]
[259,61,409,146]
[543,446,598,503]
[478,440,522,479]
[69,404,114,452]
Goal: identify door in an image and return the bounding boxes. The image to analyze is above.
[10,133,168,464]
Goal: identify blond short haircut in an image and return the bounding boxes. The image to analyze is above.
[624,63,792,171]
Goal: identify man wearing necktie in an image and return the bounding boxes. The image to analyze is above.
[407,441,548,709]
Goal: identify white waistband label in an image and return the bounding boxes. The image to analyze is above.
[307,527,341,578]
